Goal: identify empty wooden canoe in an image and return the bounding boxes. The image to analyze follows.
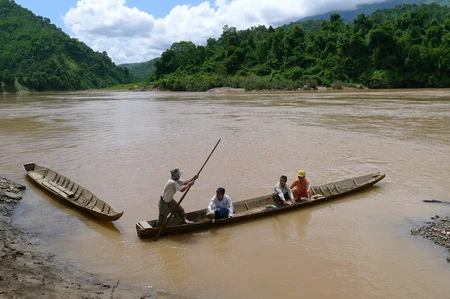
[23,163,123,221]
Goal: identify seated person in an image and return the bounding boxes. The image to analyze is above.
[207,187,233,220]
[290,170,312,201]
[272,175,295,206]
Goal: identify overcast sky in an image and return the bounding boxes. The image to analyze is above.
[14,0,387,65]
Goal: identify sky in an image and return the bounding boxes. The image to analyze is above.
[13,0,388,65]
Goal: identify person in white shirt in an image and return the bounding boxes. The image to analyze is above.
[207,187,233,219]
[157,168,198,226]
[272,175,295,206]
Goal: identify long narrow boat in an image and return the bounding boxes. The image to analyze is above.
[23,163,123,221]
[136,172,385,238]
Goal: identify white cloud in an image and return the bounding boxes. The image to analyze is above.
[152,3,219,48]
[64,0,387,64]
[64,0,155,38]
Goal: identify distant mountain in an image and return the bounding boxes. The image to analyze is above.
[281,0,449,32]
[0,0,132,92]
[301,0,424,23]
[119,59,158,82]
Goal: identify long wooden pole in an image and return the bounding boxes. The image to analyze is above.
[423,199,450,204]
[153,138,221,241]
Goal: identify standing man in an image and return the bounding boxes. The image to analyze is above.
[207,187,233,220]
[158,168,198,226]
[273,175,295,206]
[290,170,312,201]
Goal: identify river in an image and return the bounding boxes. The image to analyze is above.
[1,89,450,298]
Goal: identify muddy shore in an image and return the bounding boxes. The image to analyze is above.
[0,178,184,299]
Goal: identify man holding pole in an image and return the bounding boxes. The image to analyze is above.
[157,168,198,226]
[153,139,221,241]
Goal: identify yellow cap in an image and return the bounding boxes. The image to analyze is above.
[297,170,306,177]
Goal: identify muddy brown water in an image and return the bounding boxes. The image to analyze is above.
[1,89,450,298]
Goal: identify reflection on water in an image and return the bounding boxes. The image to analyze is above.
[1,89,450,298]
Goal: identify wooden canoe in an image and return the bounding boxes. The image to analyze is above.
[23,163,123,221]
[136,172,385,238]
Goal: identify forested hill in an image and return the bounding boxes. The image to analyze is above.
[149,3,450,91]
[0,0,132,92]
[119,60,157,82]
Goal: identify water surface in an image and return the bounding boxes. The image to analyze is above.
[1,89,450,298]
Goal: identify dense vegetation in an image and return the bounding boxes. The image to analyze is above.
[149,3,450,91]
[2,0,450,92]
[0,0,132,92]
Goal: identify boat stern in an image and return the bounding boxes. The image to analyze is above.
[136,221,154,237]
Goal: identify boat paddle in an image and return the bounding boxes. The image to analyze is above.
[153,138,221,241]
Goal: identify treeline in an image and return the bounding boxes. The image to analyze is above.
[0,0,132,92]
[150,3,450,91]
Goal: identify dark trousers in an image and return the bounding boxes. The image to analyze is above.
[272,192,290,204]
[214,207,231,219]
[157,197,186,226]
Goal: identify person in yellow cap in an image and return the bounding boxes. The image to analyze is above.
[290,170,312,201]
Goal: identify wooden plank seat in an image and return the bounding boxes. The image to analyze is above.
[42,181,75,198]
[48,180,76,198]
[28,172,43,181]
[137,221,153,229]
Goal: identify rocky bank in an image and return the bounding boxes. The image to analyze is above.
[411,213,450,262]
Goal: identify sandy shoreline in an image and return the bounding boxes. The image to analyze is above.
[0,178,184,299]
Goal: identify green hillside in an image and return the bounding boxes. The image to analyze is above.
[148,3,450,91]
[120,59,158,82]
[0,0,132,92]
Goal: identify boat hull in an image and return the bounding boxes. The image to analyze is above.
[136,172,385,238]
[23,163,123,221]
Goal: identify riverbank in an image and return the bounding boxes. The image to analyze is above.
[0,177,182,298]
[124,85,365,92]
